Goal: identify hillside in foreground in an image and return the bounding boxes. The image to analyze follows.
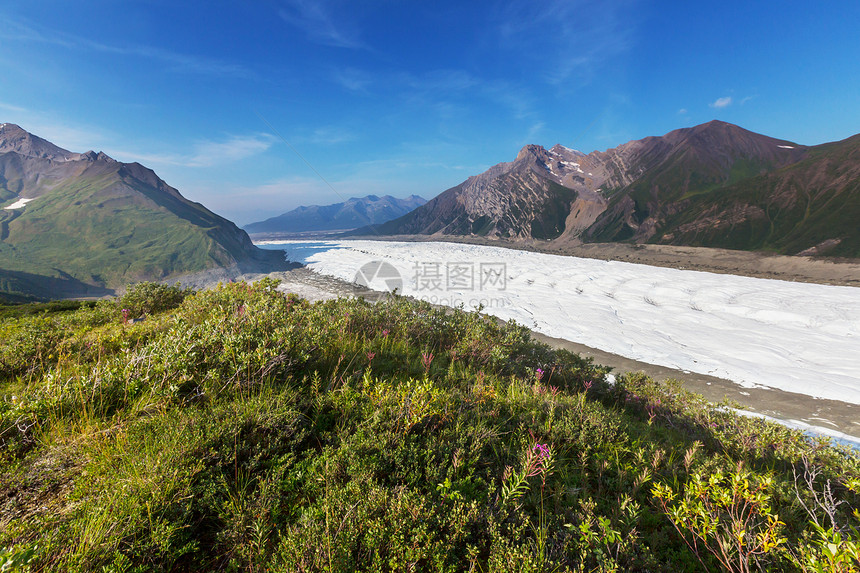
[1,282,858,572]
[0,123,287,301]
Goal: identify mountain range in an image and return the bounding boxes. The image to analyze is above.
[244,194,426,235]
[354,121,860,258]
[3,119,857,301]
[0,123,286,301]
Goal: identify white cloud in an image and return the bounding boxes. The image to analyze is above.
[279,0,364,49]
[332,67,372,93]
[710,96,733,109]
[524,122,546,144]
[108,134,276,168]
[7,115,113,154]
[304,127,356,146]
[188,135,276,167]
[0,101,27,113]
[678,108,688,115]
[495,0,637,85]
[403,69,478,93]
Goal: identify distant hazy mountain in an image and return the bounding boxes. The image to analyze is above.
[244,194,427,234]
[352,121,860,258]
[0,123,287,300]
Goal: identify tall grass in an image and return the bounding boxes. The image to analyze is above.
[1,279,857,572]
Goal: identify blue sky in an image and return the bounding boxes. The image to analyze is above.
[1,1,858,225]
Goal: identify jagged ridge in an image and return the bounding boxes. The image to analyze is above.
[351,121,859,257]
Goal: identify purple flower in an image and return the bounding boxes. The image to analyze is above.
[533,443,550,458]
[535,368,544,381]
[525,443,552,477]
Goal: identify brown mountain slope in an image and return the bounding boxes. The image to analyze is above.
[352,121,859,258]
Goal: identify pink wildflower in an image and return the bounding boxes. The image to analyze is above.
[421,352,434,372]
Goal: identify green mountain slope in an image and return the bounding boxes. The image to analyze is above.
[651,134,860,257]
[0,124,287,299]
[584,121,810,243]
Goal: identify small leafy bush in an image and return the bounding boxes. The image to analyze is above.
[118,282,192,317]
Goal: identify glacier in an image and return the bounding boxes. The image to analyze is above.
[266,240,860,406]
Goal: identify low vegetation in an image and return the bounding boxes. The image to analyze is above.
[1,280,858,572]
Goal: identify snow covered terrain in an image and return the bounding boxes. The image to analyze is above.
[3,197,33,210]
[267,240,860,405]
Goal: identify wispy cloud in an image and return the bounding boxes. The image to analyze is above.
[279,0,364,49]
[710,96,733,109]
[523,122,546,144]
[302,127,356,145]
[109,134,276,168]
[3,113,114,154]
[396,69,540,125]
[332,67,373,93]
[403,69,478,93]
[678,108,689,115]
[495,0,638,85]
[188,135,276,167]
[0,16,252,78]
[0,109,272,169]
[0,101,27,113]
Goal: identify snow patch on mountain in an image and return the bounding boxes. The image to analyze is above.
[3,197,34,210]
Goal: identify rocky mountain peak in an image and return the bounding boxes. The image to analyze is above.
[76,150,116,163]
[0,123,77,161]
[515,144,549,162]
[355,120,859,257]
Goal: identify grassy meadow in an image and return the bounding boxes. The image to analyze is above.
[1,281,858,572]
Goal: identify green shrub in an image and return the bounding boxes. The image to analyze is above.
[118,282,192,317]
[0,281,857,572]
